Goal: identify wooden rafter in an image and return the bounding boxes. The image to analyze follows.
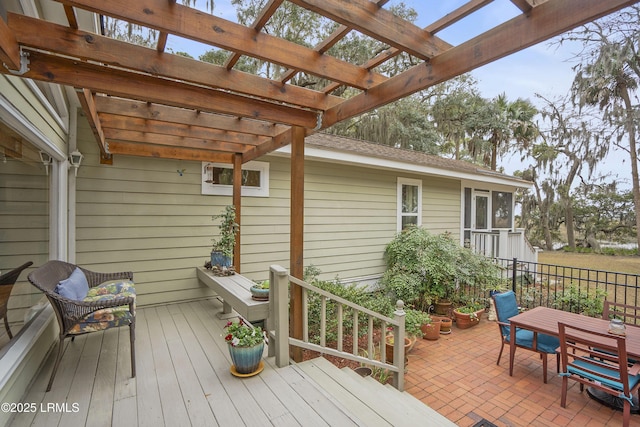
[8,14,341,112]
[279,0,392,85]
[322,0,640,127]
[0,15,20,71]
[76,89,110,161]
[320,0,494,95]
[224,0,285,70]
[59,0,388,90]
[0,0,634,164]
[93,97,286,138]
[289,0,452,60]
[22,50,319,128]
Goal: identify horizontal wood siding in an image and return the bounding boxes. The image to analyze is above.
[0,76,66,152]
[0,144,49,333]
[302,160,397,280]
[423,176,461,239]
[75,117,464,304]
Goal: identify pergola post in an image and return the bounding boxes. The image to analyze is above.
[233,153,242,273]
[290,126,305,361]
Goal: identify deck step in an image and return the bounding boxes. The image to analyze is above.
[297,357,455,426]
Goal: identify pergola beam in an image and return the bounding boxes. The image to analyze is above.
[19,50,319,129]
[289,0,451,60]
[57,0,388,90]
[105,140,235,163]
[76,89,111,162]
[93,97,286,138]
[323,0,639,128]
[0,16,21,71]
[8,13,341,112]
[98,114,270,146]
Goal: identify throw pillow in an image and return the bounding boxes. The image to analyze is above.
[55,267,89,300]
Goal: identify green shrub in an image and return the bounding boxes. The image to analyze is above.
[381,227,502,309]
[552,284,607,317]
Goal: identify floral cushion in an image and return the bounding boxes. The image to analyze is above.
[69,280,136,335]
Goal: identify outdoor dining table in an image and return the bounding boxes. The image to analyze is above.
[508,306,640,412]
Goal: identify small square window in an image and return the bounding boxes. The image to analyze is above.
[201,161,269,197]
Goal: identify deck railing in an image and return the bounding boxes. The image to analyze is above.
[495,258,640,322]
[471,229,539,263]
[268,265,406,391]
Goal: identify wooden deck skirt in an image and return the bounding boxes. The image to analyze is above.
[196,267,269,323]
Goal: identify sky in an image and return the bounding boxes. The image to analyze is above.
[164,0,631,187]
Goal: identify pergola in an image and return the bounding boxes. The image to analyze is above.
[0,0,636,356]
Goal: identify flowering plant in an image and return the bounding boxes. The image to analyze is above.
[224,318,265,347]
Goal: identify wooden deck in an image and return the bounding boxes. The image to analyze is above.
[7,298,452,427]
[6,298,634,427]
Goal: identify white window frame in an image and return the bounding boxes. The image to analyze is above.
[201,160,270,197]
[397,177,422,231]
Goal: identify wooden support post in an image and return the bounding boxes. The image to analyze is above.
[270,264,290,367]
[233,153,242,273]
[290,126,305,362]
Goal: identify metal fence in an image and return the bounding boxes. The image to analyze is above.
[494,257,640,319]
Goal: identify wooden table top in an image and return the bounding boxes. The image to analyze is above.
[510,306,640,359]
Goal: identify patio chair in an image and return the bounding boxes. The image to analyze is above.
[28,260,136,391]
[492,290,559,383]
[603,300,640,326]
[0,261,33,339]
[558,322,640,427]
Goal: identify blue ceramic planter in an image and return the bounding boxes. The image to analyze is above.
[228,341,265,374]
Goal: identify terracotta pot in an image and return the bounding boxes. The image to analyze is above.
[434,301,452,316]
[431,315,452,334]
[385,336,411,364]
[453,309,484,330]
[420,320,441,340]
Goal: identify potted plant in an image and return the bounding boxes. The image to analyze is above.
[420,316,442,340]
[405,308,431,344]
[384,334,411,365]
[211,205,239,269]
[250,280,269,301]
[453,302,485,329]
[224,318,265,376]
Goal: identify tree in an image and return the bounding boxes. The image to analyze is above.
[527,94,607,249]
[566,5,640,253]
[573,182,636,246]
[430,81,488,162]
[485,95,539,171]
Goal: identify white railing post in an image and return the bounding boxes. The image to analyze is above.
[270,265,290,367]
[392,300,405,392]
[498,230,509,259]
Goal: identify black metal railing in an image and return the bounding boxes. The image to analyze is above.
[493,257,640,320]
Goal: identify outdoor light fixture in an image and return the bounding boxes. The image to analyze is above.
[69,150,83,176]
[204,163,215,184]
[39,151,51,175]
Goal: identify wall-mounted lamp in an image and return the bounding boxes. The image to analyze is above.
[69,150,83,176]
[204,163,215,184]
[39,151,52,175]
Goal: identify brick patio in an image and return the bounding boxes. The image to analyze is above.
[405,312,629,426]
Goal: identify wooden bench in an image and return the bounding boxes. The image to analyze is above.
[196,267,269,323]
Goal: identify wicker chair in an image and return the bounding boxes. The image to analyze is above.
[28,260,136,391]
[0,261,33,339]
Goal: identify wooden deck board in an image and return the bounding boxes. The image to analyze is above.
[8,298,442,427]
[85,328,117,427]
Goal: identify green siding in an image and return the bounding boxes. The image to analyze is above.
[75,118,464,305]
[0,141,49,334]
[0,75,66,151]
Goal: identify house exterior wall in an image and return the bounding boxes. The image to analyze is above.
[74,118,463,306]
[0,152,49,322]
[0,75,67,153]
